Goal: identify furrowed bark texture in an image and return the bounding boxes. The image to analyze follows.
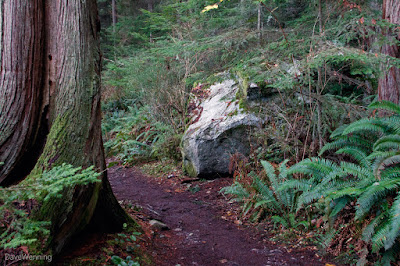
[378,0,400,103]
[0,1,46,185]
[0,0,129,254]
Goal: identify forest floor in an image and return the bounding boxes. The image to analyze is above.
[59,162,340,266]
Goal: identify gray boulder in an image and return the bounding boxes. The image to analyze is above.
[182,80,262,177]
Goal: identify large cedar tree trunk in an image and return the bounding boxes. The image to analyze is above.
[0,0,129,254]
[378,0,400,103]
[0,1,46,185]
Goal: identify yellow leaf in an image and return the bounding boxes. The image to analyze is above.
[201,4,219,13]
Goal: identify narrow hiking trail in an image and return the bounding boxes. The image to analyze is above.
[108,165,335,266]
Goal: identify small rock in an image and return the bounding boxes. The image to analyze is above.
[173,228,183,232]
[149,220,169,230]
[269,249,283,254]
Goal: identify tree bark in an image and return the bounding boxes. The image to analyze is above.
[148,0,154,42]
[378,0,400,103]
[257,2,262,44]
[112,0,117,34]
[318,0,323,34]
[0,1,46,186]
[0,0,129,254]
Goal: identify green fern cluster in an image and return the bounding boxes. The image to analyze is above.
[103,105,175,164]
[221,160,308,230]
[289,101,400,263]
[0,164,101,249]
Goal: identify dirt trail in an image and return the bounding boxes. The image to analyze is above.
[108,166,332,266]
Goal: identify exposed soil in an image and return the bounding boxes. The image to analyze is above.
[104,165,336,266]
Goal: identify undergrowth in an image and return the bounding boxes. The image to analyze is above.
[223,101,400,264]
[0,164,101,256]
[102,105,182,165]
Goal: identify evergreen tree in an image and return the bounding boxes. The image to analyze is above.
[0,0,129,254]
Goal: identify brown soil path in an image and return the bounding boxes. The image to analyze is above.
[108,166,333,266]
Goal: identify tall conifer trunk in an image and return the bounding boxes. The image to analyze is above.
[0,0,45,186]
[378,0,400,103]
[0,0,129,254]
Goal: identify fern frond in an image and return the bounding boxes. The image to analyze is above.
[297,177,356,212]
[369,100,400,116]
[370,152,400,178]
[277,159,295,210]
[343,118,386,136]
[375,116,400,134]
[335,147,370,167]
[355,179,400,219]
[362,211,387,242]
[373,134,400,151]
[339,161,374,180]
[252,176,280,211]
[330,124,349,139]
[384,194,400,250]
[242,200,254,217]
[278,159,290,181]
[325,186,362,202]
[380,167,400,180]
[288,158,338,181]
[261,160,278,190]
[371,221,391,252]
[254,199,275,209]
[380,243,400,266]
[220,182,250,202]
[378,154,400,169]
[329,197,351,218]
[277,179,311,192]
[368,150,397,162]
[271,215,289,228]
[319,135,373,155]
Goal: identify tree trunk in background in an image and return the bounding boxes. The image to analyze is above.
[148,0,154,42]
[378,0,400,103]
[257,2,262,44]
[112,0,117,34]
[318,0,323,34]
[0,0,129,254]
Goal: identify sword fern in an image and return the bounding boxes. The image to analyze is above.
[290,101,400,263]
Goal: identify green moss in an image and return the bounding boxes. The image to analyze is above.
[140,159,178,177]
[183,160,198,177]
[238,98,249,111]
[236,71,249,99]
[30,114,72,176]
